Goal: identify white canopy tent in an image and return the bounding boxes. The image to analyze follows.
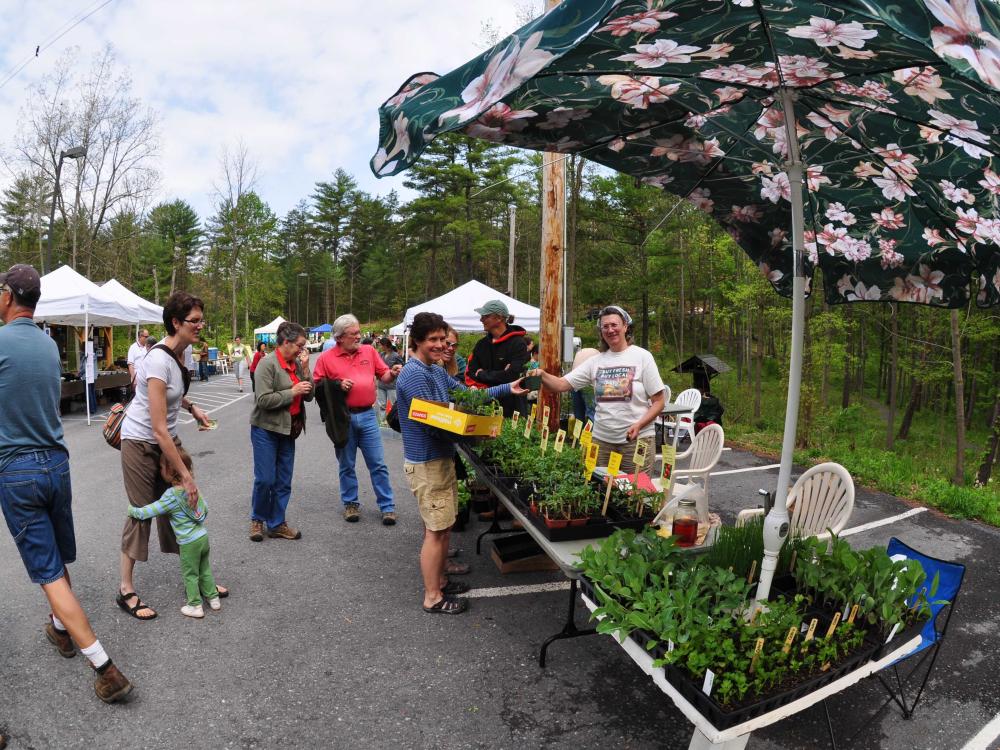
[392,280,540,334]
[99,279,163,324]
[253,316,286,336]
[33,265,141,327]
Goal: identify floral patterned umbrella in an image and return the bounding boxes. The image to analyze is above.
[372,0,1000,309]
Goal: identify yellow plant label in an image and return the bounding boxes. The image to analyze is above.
[633,440,648,470]
[523,418,533,439]
[584,419,594,434]
[607,452,623,477]
[511,411,520,428]
[529,404,537,423]
[805,618,818,642]
[540,425,550,453]
[587,441,599,464]
[584,457,597,483]
[580,430,593,453]
[542,404,551,425]
[567,416,577,438]
[554,429,566,453]
[782,627,797,654]
[661,443,676,480]
[848,604,859,625]
[825,612,842,640]
[573,421,584,440]
[750,638,765,672]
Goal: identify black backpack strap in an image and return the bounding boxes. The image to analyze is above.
[152,343,192,396]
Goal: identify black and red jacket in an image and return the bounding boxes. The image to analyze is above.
[466,325,530,417]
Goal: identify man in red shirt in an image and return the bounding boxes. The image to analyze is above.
[313,314,402,524]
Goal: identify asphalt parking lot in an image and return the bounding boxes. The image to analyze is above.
[1,370,998,749]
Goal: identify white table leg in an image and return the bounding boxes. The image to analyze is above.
[688,729,750,750]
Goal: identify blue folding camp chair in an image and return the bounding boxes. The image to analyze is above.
[875,537,966,719]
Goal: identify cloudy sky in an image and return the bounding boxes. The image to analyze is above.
[0,0,530,221]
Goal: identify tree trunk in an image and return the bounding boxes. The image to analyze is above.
[841,311,852,409]
[898,344,927,440]
[975,387,1000,487]
[950,309,966,485]
[886,304,898,451]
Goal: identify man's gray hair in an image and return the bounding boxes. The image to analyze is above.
[333,314,360,340]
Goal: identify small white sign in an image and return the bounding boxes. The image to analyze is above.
[85,341,95,384]
[702,669,715,696]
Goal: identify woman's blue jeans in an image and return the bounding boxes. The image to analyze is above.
[250,425,296,530]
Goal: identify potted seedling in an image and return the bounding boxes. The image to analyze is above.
[520,362,542,391]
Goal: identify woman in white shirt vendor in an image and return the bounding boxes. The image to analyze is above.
[536,305,664,476]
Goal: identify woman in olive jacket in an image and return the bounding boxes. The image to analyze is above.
[248,321,313,542]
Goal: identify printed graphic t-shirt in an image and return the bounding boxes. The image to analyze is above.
[563,345,665,443]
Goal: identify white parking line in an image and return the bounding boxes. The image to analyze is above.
[961,713,1000,750]
[714,464,782,475]
[839,507,928,537]
[465,582,570,599]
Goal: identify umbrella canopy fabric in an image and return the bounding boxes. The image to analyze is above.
[99,279,163,325]
[253,316,286,335]
[673,353,732,378]
[34,265,141,327]
[400,279,541,332]
[309,323,333,333]
[373,0,1000,309]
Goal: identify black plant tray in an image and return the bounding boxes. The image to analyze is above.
[512,495,650,542]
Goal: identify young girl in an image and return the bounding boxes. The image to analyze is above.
[126,448,220,618]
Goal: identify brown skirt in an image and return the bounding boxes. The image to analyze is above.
[120,437,182,561]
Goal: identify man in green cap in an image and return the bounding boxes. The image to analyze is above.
[465,299,529,417]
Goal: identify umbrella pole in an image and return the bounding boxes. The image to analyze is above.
[85,309,92,427]
[755,88,806,606]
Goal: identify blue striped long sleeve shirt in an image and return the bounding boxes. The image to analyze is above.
[396,358,511,464]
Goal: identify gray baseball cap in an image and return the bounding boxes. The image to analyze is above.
[475,300,509,317]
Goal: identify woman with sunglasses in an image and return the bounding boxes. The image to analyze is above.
[117,291,219,621]
[536,305,665,476]
[438,326,466,383]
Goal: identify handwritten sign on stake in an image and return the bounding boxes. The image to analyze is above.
[540,425,550,453]
[572,420,583,448]
[554,429,566,453]
[511,411,521,428]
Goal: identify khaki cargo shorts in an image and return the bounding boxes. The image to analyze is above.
[403,458,457,532]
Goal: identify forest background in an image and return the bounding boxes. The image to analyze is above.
[1,47,997,525]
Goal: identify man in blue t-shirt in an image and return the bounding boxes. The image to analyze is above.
[0,264,133,704]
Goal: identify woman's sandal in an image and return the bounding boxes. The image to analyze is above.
[116,591,157,620]
[444,561,471,576]
[217,585,229,599]
[441,580,470,595]
[423,596,468,615]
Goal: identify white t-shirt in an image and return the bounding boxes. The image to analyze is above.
[563,345,665,443]
[127,341,146,369]
[121,348,186,443]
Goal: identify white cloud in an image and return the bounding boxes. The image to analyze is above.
[0,0,527,222]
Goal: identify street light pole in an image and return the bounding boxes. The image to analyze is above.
[44,146,87,274]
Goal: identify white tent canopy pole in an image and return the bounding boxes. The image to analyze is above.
[755,87,806,607]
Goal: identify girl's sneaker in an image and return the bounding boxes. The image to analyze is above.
[181,604,204,618]
[208,597,221,611]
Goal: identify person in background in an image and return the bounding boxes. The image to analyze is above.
[465,300,529,417]
[376,336,405,425]
[127,329,149,385]
[230,335,251,392]
[78,347,97,414]
[196,337,210,382]
[312,314,401,525]
[570,347,599,424]
[321,335,337,352]
[0,263,133,703]
[537,306,664,476]
[692,372,724,434]
[249,341,267,392]
[438,325,466,384]
[396,312,526,615]
[248,322,313,542]
[183,341,195,381]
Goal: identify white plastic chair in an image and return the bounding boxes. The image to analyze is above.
[736,462,855,542]
[671,387,702,443]
[672,423,724,495]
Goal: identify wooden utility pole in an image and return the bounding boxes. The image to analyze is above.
[507,203,516,297]
[538,131,564,427]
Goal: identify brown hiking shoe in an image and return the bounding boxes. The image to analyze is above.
[343,503,360,522]
[93,661,133,703]
[45,618,76,658]
[381,511,397,526]
[267,522,301,540]
[249,520,264,542]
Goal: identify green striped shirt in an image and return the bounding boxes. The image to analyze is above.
[127,487,208,545]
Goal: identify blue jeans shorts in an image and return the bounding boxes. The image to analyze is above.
[0,449,76,584]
